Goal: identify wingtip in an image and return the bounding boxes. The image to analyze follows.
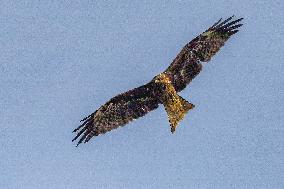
[72,138,80,147]
[212,16,244,36]
[210,18,222,29]
[228,29,239,36]
[210,15,243,30]
[75,139,83,147]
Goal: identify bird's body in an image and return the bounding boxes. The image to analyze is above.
[72,16,243,146]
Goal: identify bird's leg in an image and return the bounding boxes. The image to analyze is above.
[155,73,195,133]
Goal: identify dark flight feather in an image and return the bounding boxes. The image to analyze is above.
[72,82,160,146]
[72,16,243,146]
[165,16,243,91]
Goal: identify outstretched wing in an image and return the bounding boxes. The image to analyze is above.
[165,16,243,92]
[72,82,159,146]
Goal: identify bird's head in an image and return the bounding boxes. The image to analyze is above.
[154,73,171,84]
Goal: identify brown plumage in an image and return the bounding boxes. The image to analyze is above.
[72,16,243,146]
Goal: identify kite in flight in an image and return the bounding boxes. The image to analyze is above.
[72,16,243,146]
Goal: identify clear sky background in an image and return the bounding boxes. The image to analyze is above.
[0,1,283,189]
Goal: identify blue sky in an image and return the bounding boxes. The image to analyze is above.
[0,1,283,189]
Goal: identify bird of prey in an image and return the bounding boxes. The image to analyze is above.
[72,16,243,146]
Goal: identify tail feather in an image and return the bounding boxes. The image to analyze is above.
[179,96,195,113]
[156,73,194,133]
